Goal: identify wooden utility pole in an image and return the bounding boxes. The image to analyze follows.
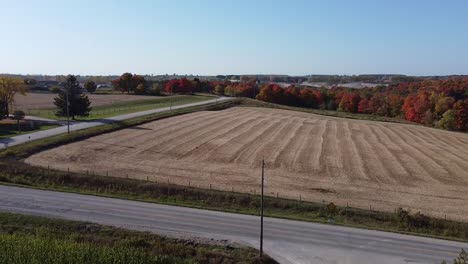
[260,158,265,258]
[66,87,70,134]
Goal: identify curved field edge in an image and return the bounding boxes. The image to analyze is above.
[0,98,467,242]
[0,212,273,264]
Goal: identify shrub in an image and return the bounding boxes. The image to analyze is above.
[49,86,61,93]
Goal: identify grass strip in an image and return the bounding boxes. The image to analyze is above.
[0,160,467,242]
[28,95,213,121]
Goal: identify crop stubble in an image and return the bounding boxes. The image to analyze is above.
[26,107,468,220]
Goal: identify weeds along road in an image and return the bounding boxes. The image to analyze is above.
[0,185,466,264]
[0,96,230,149]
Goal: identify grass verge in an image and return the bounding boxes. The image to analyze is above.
[28,95,212,121]
[0,212,274,264]
[0,160,467,242]
[0,124,59,139]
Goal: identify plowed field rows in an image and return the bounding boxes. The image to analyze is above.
[25,107,468,220]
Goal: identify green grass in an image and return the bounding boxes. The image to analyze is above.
[28,95,213,121]
[1,97,467,244]
[0,212,274,264]
[0,124,59,139]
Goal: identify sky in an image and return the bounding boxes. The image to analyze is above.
[1,0,468,76]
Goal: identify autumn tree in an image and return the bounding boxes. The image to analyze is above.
[454,99,468,131]
[438,109,456,130]
[84,80,97,93]
[151,83,161,96]
[54,75,92,119]
[358,98,370,114]
[165,78,193,94]
[214,84,224,95]
[112,73,146,94]
[0,77,26,119]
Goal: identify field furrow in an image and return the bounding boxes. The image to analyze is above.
[25,107,468,220]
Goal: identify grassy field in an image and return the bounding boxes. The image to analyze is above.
[28,95,212,120]
[0,212,273,264]
[0,124,59,139]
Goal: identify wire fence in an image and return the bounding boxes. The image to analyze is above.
[43,165,455,224]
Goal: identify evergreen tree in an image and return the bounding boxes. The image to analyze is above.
[54,75,91,119]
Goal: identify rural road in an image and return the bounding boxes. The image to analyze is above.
[0,185,466,264]
[0,96,230,149]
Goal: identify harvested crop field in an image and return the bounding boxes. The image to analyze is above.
[14,92,158,111]
[25,107,468,220]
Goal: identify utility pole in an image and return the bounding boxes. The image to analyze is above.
[260,158,265,258]
[66,87,70,134]
[170,86,173,112]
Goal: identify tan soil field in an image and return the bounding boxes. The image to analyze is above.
[14,93,158,111]
[25,107,468,220]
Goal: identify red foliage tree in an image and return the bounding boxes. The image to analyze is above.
[165,78,193,94]
[454,99,468,131]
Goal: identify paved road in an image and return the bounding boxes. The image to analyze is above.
[0,97,229,149]
[0,185,465,264]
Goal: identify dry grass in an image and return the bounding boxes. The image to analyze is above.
[26,107,468,221]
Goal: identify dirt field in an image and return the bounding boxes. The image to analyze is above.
[25,107,468,220]
[14,93,158,111]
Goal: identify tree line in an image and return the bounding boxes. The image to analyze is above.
[3,72,467,132]
[111,72,468,131]
[254,80,468,131]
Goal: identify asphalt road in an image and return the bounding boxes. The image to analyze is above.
[0,96,230,149]
[0,185,466,264]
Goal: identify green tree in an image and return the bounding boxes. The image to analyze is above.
[437,109,456,130]
[54,75,92,120]
[151,83,161,96]
[134,83,146,95]
[214,84,224,95]
[84,80,97,93]
[13,110,25,132]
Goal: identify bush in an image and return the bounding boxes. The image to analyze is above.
[49,86,61,93]
[151,83,161,96]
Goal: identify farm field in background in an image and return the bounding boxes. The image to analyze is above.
[25,107,468,221]
[14,92,159,111]
[14,93,212,120]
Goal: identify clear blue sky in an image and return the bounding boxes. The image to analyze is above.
[1,0,468,76]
